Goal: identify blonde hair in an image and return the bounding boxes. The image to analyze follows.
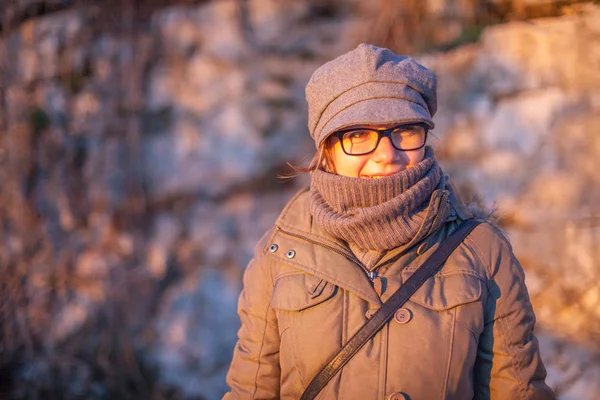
[280,140,336,179]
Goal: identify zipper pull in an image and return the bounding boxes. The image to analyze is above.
[368,271,385,297]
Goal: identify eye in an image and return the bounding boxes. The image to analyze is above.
[392,125,425,136]
[343,130,373,143]
[390,124,427,150]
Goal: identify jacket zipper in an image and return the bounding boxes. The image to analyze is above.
[276,227,376,281]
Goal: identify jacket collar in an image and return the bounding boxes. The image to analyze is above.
[264,182,470,307]
[267,188,382,306]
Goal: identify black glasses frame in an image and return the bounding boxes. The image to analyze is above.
[333,123,429,156]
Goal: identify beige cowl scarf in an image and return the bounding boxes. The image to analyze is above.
[309,147,465,267]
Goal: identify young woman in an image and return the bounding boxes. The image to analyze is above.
[224,44,554,400]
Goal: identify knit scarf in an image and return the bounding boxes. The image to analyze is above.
[309,147,443,253]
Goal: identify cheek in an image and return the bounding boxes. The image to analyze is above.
[331,146,365,177]
[406,148,425,166]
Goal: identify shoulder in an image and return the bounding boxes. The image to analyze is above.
[463,220,518,279]
[250,187,312,262]
[273,186,312,233]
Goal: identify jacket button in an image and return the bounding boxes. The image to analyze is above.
[268,244,278,253]
[394,308,412,324]
[387,392,409,400]
[416,242,428,255]
[286,249,296,259]
[365,308,378,319]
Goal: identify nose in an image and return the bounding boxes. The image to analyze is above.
[371,136,397,163]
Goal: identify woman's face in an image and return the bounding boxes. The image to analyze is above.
[325,124,426,178]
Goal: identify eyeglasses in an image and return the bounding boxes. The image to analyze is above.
[333,123,429,156]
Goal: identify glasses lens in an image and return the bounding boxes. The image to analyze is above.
[390,125,426,150]
[341,129,379,155]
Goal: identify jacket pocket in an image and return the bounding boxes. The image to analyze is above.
[388,272,484,398]
[404,271,482,310]
[269,272,341,391]
[270,272,337,311]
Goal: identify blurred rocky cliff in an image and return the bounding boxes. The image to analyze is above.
[1,0,599,398]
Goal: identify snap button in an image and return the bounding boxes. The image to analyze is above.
[365,308,378,319]
[394,308,412,324]
[286,249,296,259]
[268,244,278,253]
[387,392,409,400]
[416,242,428,255]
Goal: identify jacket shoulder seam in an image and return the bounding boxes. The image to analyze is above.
[249,246,277,399]
[275,187,309,226]
[462,237,490,280]
[251,292,275,399]
[494,299,530,399]
[463,222,499,279]
[243,310,278,329]
[467,222,531,398]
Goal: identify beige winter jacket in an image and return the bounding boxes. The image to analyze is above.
[224,188,554,400]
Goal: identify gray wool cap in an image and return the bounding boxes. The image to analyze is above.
[306,43,437,148]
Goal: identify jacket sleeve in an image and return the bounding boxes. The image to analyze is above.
[223,231,281,400]
[472,223,555,400]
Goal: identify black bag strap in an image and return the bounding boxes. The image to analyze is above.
[300,219,481,400]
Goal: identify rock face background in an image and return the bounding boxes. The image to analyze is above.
[0,1,599,399]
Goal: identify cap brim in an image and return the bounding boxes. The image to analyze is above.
[316,97,434,147]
